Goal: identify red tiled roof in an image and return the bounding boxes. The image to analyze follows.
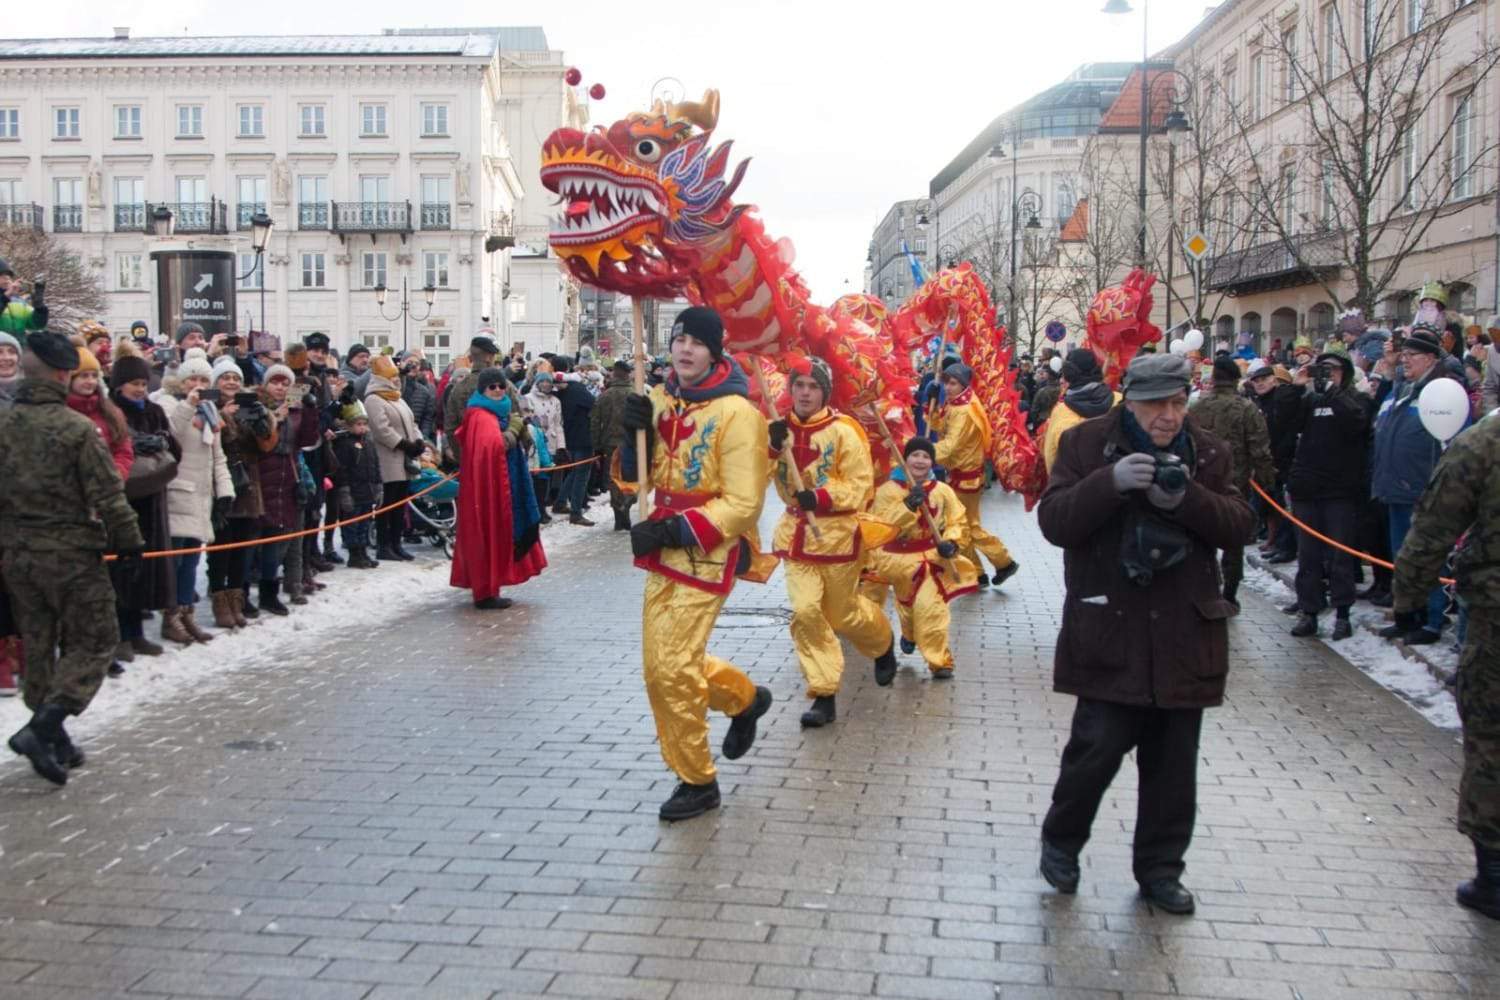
[1098,66,1176,131]
[1059,198,1089,242]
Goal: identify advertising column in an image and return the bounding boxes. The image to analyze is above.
[151,250,237,337]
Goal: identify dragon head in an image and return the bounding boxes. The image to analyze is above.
[541,89,749,297]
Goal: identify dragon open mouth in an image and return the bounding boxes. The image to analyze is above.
[545,167,665,245]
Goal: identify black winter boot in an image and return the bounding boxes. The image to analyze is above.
[873,643,898,687]
[1290,613,1318,638]
[613,509,631,532]
[1458,841,1500,920]
[8,704,70,786]
[258,580,290,617]
[53,721,85,769]
[800,695,836,728]
[1331,609,1353,641]
[1039,838,1080,894]
[722,686,772,760]
[658,779,721,821]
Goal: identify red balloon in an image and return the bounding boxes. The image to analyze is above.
[589,83,606,100]
[564,66,582,86]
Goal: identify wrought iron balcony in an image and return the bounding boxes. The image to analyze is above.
[1203,235,1342,295]
[298,201,329,230]
[330,200,413,241]
[420,202,451,230]
[484,210,515,252]
[114,203,146,232]
[149,199,229,235]
[52,204,83,233]
[0,202,44,231]
[236,201,266,230]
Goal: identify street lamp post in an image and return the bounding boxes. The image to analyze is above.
[1149,72,1192,331]
[233,211,274,332]
[374,275,437,352]
[1012,190,1044,346]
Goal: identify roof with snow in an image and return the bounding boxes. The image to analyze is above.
[0,26,549,61]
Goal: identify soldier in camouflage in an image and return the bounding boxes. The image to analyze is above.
[1190,357,1275,609]
[1391,413,1500,920]
[0,332,145,787]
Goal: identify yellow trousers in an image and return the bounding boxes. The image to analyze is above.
[785,559,893,697]
[642,573,756,785]
[864,572,954,673]
[957,490,1012,571]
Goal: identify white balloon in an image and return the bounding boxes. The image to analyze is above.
[1418,378,1470,441]
[1169,339,1187,355]
[1183,328,1205,352]
[1049,356,1063,373]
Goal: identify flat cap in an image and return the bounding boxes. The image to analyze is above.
[1122,353,1192,401]
[27,331,80,371]
[470,336,500,356]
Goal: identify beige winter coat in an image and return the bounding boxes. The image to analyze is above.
[164,396,235,541]
[364,376,421,484]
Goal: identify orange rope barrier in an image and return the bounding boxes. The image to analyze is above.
[1249,479,1454,587]
[106,451,602,562]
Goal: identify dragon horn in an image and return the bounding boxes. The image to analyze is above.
[667,89,720,132]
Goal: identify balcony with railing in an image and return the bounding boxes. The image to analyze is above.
[52,204,83,233]
[114,203,146,232]
[298,201,329,230]
[149,199,229,235]
[484,210,515,251]
[1203,234,1343,295]
[236,201,266,230]
[420,202,451,230]
[331,200,413,241]
[0,203,44,231]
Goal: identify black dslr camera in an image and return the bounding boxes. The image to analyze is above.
[1310,362,1331,396]
[1153,452,1188,492]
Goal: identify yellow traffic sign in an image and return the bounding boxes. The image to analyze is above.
[1183,231,1211,261]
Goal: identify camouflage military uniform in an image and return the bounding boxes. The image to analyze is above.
[1191,383,1276,602]
[1392,414,1500,849]
[0,379,145,714]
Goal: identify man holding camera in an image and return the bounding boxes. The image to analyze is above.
[1036,353,1252,915]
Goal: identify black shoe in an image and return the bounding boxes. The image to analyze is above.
[1356,582,1385,600]
[1140,878,1195,915]
[241,591,260,618]
[1291,613,1318,638]
[551,503,569,516]
[258,581,290,617]
[390,542,416,562]
[569,515,596,527]
[800,695,836,728]
[990,561,1020,588]
[1378,622,1406,639]
[1369,591,1394,608]
[474,596,514,610]
[1405,628,1442,646]
[107,661,125,678]
[613,510,631,531]
[1268,550,1297,564]
[873,643,897,687]
[975,573,990,589]
[1281,601,1301,616]
[658,779,721,821]
[899,636,916,655]
[53,722,85,769]
[722,686,772,761]
[7,705,70,786]
[1457,842,1500,921]
[323,548,345,564]
[1331,617,1353,641]
[931,667,954,680]
[538,512,554,525]
[1039,839,1080,894]
[376,543,404,563]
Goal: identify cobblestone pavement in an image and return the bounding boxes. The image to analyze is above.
[1,490,1496,1000]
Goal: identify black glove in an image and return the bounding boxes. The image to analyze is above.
[30,279,44,310]
[768,420,789,452]
[630,517,686,558]
[132,432,167,456]
[936,540,959,559]
[903,486,926,511]
[112,545,145,567]
[401,439,426,459]
[622,393,654,432]
[211,496,233,533]
[1392,609,1425,634]
[794,489,819,512]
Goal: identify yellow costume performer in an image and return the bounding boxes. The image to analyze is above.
[770,358,895,727]
[620,307,773,821]
[1040,349,1120,473]
[865,439,978,677]
[932,362,1019,587]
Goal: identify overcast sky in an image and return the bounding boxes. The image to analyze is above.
[25,0,1214,303]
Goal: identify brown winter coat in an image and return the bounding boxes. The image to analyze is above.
[1038,405,1254,709]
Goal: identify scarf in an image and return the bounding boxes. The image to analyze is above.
[1063,381,1114,419]
[1121,405,1189,461]
[367,374,402,402]
[665,356,750,403]
[466,390,513,425]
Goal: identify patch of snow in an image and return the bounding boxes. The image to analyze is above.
[1242,564,1459,730]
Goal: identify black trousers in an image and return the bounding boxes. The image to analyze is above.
[1220,546,1244,599]
[1042,698,1204,884]
[376,481,409,550]
[1291,497,1358,614]
[1358,498,1393,592]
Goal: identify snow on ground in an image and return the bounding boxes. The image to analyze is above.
[1242,564,1460,730]
[0,492,616,752]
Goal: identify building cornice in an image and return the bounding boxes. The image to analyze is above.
[0,60,485,87]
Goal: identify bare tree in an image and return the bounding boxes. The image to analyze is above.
[1057,137,1139,328]
[1013,228,1084,356]
[0,224,106,329]
[947,209,1016,323]
[1217,0,1500,316]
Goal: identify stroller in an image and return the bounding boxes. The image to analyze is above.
[408,467,458,559]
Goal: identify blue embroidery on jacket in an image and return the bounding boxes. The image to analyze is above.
[681,418,719,490]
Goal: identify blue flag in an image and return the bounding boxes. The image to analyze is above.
[900,239,927,288]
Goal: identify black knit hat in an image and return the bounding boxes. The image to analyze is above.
[475,368,509,392]
[110,354,152,388]
[1404,324,1444,357]
[1212,356,1242,385]
[903,437,936,460]
[25,331,79,371]
[671,306,725,360]
[175,320,205,344]
[303,331,331,350]
[346,342,371,361]
[1060,348,1102,386]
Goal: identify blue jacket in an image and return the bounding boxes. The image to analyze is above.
[1371,367,1469,506]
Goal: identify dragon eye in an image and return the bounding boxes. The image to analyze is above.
[634,139,662,162]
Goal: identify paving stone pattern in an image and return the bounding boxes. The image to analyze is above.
[0,490,1496,999]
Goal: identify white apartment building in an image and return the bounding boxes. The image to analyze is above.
[0,26,581,370]
[865,198,929,308]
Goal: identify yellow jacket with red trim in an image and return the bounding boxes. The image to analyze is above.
[770,408,875,564]
[932,392,992,493]
[631,382,769,594]
[865,477,977,603]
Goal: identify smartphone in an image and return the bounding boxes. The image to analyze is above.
[234,391,258,407]
[224,334,240,346]
[153,347,175,363]
[198,388,221,404]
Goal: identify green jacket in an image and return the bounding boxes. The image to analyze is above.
[590,377,633,452]
[1393,414,1500,611]
[1190,383,1276,497]
[0,379,144,553]
[0,294,48,344]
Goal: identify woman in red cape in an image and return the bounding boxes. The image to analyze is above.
[450,369,547,608]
